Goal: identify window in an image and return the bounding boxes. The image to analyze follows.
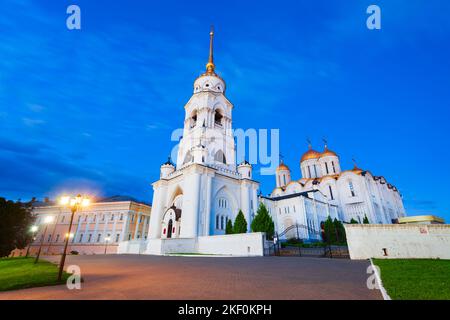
[88,234,92,242]
[293,205,296,212]
[102,214,105,221]
[115,233,120,242]
[79,234,83,243]
[93,215,96,222]
[120,214,123,221]
[325,162,329,174]
[307,166,312,178]
[47,234,52,242]
[349,181,356,197]
[220,216,224,230]
[55,234,60,242]
[131,214,134,222]
[332,161,336,173]
[97,234,102,243]
[329,185,334,200]
[283,175,286,185]
[313,165,318,177]
[214,111,223,126]
[214,150,226,164]
[84,215,88,222]
[111,214,114,221]
[216,215,219,229]
[128,234,132,240]
[61,216,65,223]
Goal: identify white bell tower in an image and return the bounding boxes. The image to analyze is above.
[176,26,236,171]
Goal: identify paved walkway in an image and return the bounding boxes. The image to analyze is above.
[0,255,381,300]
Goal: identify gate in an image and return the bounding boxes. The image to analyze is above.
[266,223,349,259]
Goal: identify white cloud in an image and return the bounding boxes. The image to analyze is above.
[22,117,45,127]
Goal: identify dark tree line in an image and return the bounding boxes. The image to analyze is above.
[0,197,35,257]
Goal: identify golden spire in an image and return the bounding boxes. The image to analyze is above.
[206,25,215,74]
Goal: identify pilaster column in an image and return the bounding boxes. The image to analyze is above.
[120,212,130,242]
[134,213,142,240]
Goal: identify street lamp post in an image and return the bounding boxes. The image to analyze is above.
[104,237,110,254]
[34,217,54,264]
[26,225,39,258]
[57,194,90,282]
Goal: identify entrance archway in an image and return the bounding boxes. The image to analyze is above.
[167,219,173,238]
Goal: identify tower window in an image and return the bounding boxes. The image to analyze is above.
[313,165,318,177]
[329,185,334,200]
[349,181,356,197]
[332,161,336,173]
[307,166,312,178]
[214,150,226,164]
[214,111,223,126]
[325,162,329,174]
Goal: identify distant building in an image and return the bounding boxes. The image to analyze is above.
[398,215,445,225]
[11,196,151,257]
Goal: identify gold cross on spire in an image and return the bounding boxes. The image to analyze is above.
[206,25,215,74]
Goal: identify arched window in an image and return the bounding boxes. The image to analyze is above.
[349,181,356,197]
[214,110,223,126]
[183,151,193,164]
[328,185,334,200]
[190,110,198,129]
[216,215,219,229]
[220,216,224,230]
[214,150,226,164]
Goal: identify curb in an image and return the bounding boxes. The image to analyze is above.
[370,258,392,300]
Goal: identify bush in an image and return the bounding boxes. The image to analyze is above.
[251,203,275,239]
[225,219,233,234]
[233,210,248,234]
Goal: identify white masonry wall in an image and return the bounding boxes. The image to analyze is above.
[140,233,266,256]
[197,233,266,256]
[344,224,450,260]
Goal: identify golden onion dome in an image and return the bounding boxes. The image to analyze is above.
[276,162,290,172]
[300,149,321,162]
[320,146,338,158]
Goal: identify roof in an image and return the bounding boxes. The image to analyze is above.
[31,195,151,207]
[398,215,445,224]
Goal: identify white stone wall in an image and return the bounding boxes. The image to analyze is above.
[142,233,265,256]
[118,240,148,254]
[344,224,450,260]
[197,233,265,256]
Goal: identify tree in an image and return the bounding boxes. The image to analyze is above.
[333,218,347,244]
[251,203,275,239]
[233,210,248,234]
[350,218,359,224]
[322,216,335,244]
[0,198,35,257]
[225,219,234,234]
[363,215,370,224]
[322,217,347,245]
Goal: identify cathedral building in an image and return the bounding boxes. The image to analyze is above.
[262,143,406,239]
[145,28,260,254]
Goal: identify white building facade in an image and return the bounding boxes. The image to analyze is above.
[264,143,406,239]
[144,29,260,255]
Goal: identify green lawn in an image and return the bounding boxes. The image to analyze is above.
[0,257,70,292]
[373,259,450,300]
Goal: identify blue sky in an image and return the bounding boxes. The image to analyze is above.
[0,0,449,221]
